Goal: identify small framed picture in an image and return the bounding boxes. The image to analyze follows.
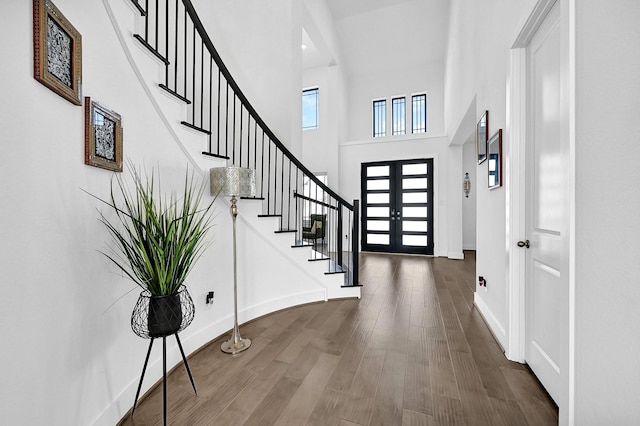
[33,0,82,105]
[476,110,488,164]
[85,97,123,172]
[488,129,503,189]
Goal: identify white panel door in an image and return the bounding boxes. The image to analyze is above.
[525,0,567,405]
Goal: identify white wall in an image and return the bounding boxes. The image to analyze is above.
[462,137,477,250]
[300,0,349,188]
[347,63,446,142]
[444,0,537,350]
[0,0,328,424]
[192,0,303,156]
[339,135,458,257]
[445,0,640,423]
[574,1,640,423]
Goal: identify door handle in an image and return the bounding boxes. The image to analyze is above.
[517,240,530,248]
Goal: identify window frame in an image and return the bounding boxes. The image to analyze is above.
[411,93,427,134]
[302,87,319,130]
[392,97,406,136]
[373,99,386,137]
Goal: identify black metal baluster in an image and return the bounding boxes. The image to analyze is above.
[208,56,213,153]
[260,131,265,199]
[267,138,271,213]
[191,24,196,125]
[246,115,251,169]
[183,7,187,97]
[216,70,221,154]
[164,0,168,86]
[239,105,243,167]
[287,159,292,230]
[232,95,237,165]
[352,200,360,286]
[173,0,178,91]
[253,121,258,173]
[144,0,149,40]
[273,145,278,217]
[280,152,285,226]
[295,166,302,245]
[225,82,229,158]
[337,204,343,269]
[154,0,159,50]
[200,40,204,129]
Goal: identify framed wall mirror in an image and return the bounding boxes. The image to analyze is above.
[488,129,502,189]
[476,110,488,164]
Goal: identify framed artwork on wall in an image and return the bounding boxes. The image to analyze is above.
[33,0,82,105]
[488,129,503,189]
[476,110,488,164]
[85,97,123,172]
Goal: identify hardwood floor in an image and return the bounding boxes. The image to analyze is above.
[118,252,558,425]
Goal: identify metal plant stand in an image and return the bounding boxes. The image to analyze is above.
[131,334,196,425]
[130,285,196,426]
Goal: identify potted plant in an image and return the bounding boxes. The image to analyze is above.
[88,164,216,338]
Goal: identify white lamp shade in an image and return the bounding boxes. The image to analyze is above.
[210,166,256,197]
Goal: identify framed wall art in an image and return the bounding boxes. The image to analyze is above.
[85,97,123,172]
[476,110,488,164]
[33,0,82,105]
[488,129,503,189]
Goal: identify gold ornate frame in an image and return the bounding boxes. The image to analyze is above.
[84,97,123,172]
[33,0,82,105]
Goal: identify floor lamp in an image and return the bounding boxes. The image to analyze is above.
[210,166,256,354]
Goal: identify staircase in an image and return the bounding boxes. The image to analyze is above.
[105,0,360,298]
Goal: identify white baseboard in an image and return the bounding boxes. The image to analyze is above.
[473,293,508,351]
[448,251,465,260]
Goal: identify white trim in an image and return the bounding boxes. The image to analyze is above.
[565,0,577,423]
[474,293,507,348]
[447,251,464,260]
[340,133,448,147]
[506,46,527,363]
[507,0,576,424]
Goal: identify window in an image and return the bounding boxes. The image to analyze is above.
[302,88,319,130]
[412,94,426,133]
[392,97,406,135]
[373,100,386,137]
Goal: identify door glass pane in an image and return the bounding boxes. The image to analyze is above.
[368,220,389,231]
[367,165,389,177]
[402,163,427,175]
[368,234,389,245]
[367,179,389,190]
[403,192,427,204]
[368,193,390,204]
[403,221,428,232]
[403,235,428,246]
[403,178,427,189]
[367,207,389,217]
[403,206,428,218]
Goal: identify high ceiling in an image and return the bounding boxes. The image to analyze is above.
[304,0,450,76]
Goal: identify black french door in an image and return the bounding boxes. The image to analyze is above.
[361,159,434,255]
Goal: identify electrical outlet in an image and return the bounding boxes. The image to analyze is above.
[478,276,486,289]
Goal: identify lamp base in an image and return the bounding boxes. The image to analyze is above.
[221,337,251,355]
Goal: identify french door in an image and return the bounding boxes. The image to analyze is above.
[361,159,434,255]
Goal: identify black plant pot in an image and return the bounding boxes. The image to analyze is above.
[148,293,183,337]
[131,285,195,339]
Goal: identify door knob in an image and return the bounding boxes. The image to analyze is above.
[517,240,530,248]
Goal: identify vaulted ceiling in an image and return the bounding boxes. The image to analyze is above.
[303,0,450,76]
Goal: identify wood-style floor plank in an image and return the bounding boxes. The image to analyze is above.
[118,251,558,425]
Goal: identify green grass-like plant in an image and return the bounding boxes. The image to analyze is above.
[88,164,216,296]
